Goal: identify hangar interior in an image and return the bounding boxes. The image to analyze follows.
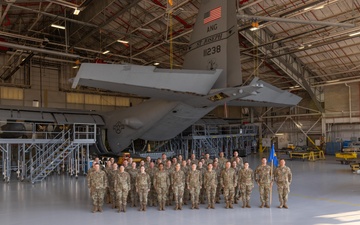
[0,0,360,224]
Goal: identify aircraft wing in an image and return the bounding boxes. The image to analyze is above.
[227,79,302,107]
[72,63,223,101]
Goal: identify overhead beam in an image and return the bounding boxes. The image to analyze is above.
[240,28,324,112]
[238,14,355,28]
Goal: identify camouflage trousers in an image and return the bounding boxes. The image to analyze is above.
[277,183,290,205]
[183,187,190,204]
[109,187,116,205]
[215,184,222,202]
[105,187,111,203]
[199,185,206,203]
[258,183,271,204]
[138,187,149,205]
[130,185,138,206]
[115,188,129,206]
[156,187,168,203]
[206,184,217,205]
[189,187,200,205]
[173,185,184,205]
[148,187,157,206]
[234,185,241,201]
[167,185,174,205]
[240,184,254,204]
[223,186,235,203]
[90,188,105,207]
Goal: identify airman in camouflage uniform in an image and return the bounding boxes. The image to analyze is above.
[104,161,113,204]
[146,161,158,207]
[165,160,174,206]
[218,152,227,169]
[181,160,190,205]
[274,159,292,209]
[190,153,199,165]
[230,151,239,163]
[204,153,213,166]
[204,163,217,209]
[144,156,152,169]
[213,161,222,203]
[128,162,139,207]
[231,161,240,204]
[238,162,254,208]
[109,163,118,208]
[87,163,108,213]
[187,163,202,209]
[220,161,237,209]
[171,163,185,210]
[255,157,272,208]
[161,153,167,164]
[136,166,151,211]
[154,163,170,211]
[114,165,130,213]
[197,161,206,204]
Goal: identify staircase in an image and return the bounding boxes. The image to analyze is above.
[27,124,96,183]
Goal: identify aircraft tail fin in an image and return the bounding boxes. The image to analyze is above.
[183,0,242,88]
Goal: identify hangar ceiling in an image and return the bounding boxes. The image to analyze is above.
[0,0,360,102]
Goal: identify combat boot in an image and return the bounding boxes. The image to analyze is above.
[191,203,195,209]
[260,202,265,208]
[158,202,162,211]
[246,201,251,208]
[283,202,288,209]
[229,202,233,209]
[112,202,116,209]
[92,205,97,213]
[123,204,127,212]
[265,203,270,208]
[162,201,166,211]
[98,206,103,212]
[242,201,246,208]
[195,203,199,209]
[174,204,178,210]
[211,201,215,209]
[143,204,147,211]
[207,204,211,209]
[118,205,122,213]
[138,204,143,211]
[225,201,229,209]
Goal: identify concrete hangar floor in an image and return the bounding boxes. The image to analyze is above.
[1,154,360,225]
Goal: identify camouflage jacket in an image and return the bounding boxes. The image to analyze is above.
[88,170,108,190]
[136,172,151,190]
[203,170,217,188]
[255,165,272,184]
[153,170,170,189]
[187,169,202,188]
[238,168,254,186]
[114,171,131,191]
[204,158,213,166]
[127,168,138,186]
[218,158,227,169]
[171,170,185,187]
[274,166,292,185]
[220,168,237,188]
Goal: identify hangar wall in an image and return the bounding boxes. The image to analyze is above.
[0,55,143,110]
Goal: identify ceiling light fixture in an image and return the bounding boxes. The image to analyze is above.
[349,31,360,37]
[51,24,65,30]
[250,27,259,31]
[138,28,153,32]
[102,50,110,54]
[73,8,80,15]
[117,40,129,44]
[72,65,79,69]
[298,44,305,49]
[153,62,160,66]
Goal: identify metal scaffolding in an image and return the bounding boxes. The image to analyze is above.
[0,122,96,183]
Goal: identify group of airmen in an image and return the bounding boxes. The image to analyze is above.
[87,151,292,213]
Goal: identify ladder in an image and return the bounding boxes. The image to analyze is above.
[29,137,78,183]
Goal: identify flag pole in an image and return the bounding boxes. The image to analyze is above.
[270,159,273,206]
